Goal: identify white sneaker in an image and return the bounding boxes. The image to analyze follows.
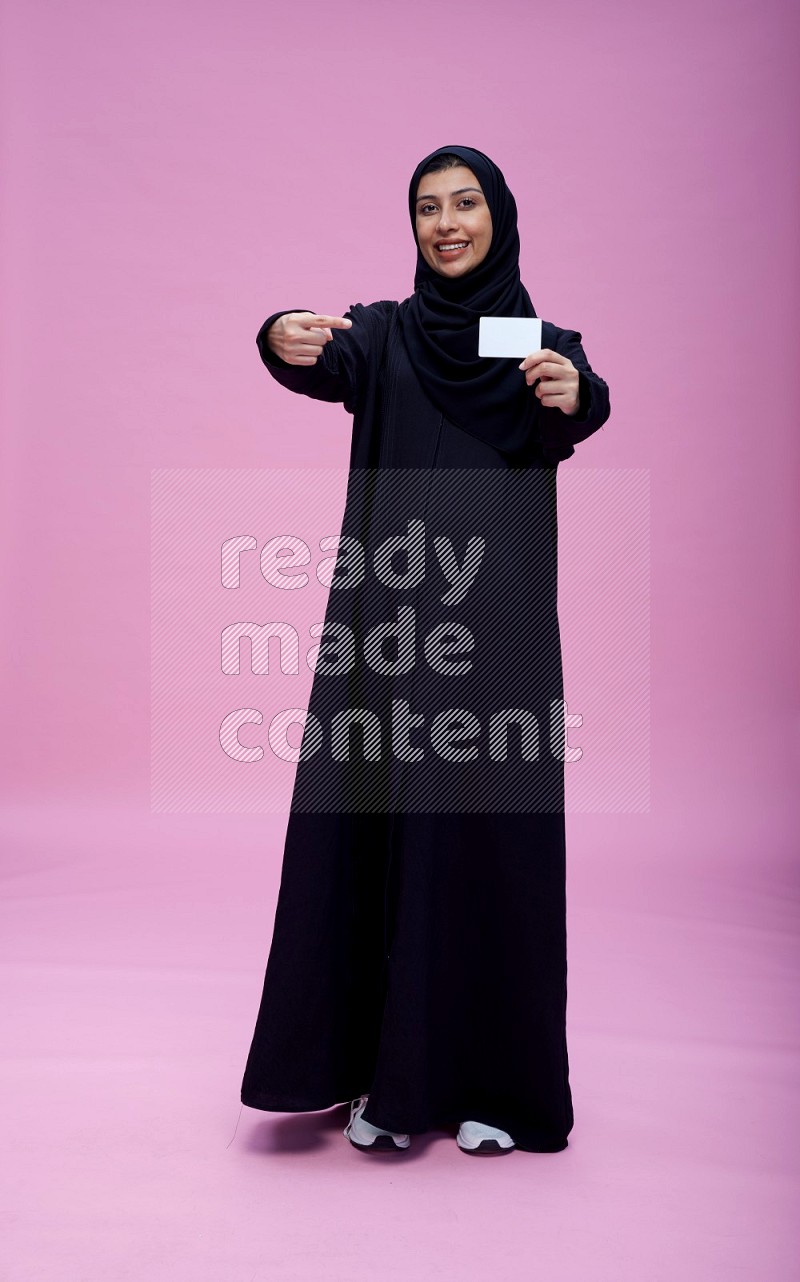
[343,1095,411,1151]
[456,1119,516,1154]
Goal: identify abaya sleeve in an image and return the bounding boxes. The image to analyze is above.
[255,301,395,414]
[536,326,611,463]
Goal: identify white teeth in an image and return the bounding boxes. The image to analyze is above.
[437,242,468,251]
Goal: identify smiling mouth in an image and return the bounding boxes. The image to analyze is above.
[435,241,469,254]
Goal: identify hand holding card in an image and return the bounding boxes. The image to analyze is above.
[518,347,582,416]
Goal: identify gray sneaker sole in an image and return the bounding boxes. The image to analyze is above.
[457,1138,516,1155]
[347,1132,410,1152]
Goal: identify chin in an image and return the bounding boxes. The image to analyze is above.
[430,256,472,276]
[439,263,474,276]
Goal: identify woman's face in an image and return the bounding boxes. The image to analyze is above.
[414,165,492,278]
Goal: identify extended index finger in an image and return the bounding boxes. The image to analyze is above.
[300,314,353,330]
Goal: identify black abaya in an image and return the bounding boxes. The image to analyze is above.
[240,299,610,1152]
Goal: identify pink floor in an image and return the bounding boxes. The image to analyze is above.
[2,799,797,1280]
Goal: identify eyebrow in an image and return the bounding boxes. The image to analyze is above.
[415,187,483,204]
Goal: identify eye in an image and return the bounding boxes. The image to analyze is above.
[419,197,479,216]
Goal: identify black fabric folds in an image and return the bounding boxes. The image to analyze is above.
[397,144,539,456]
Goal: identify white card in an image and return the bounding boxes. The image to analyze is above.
[478,316,542,358]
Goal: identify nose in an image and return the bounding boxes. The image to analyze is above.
[436,206,458,234]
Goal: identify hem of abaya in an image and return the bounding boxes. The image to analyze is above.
[512,1136,570,1153]
[241,1089,365,1114]
[241,1090,572,1153]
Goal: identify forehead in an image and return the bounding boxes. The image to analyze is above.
[415,166,482,202]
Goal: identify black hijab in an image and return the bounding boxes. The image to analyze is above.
[397,144,538,457]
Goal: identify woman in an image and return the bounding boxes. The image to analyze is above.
[240,144,610,1155]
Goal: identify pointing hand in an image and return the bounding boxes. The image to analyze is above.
[267,312,353,366]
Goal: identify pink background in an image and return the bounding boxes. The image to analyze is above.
[1,0,798,1278]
